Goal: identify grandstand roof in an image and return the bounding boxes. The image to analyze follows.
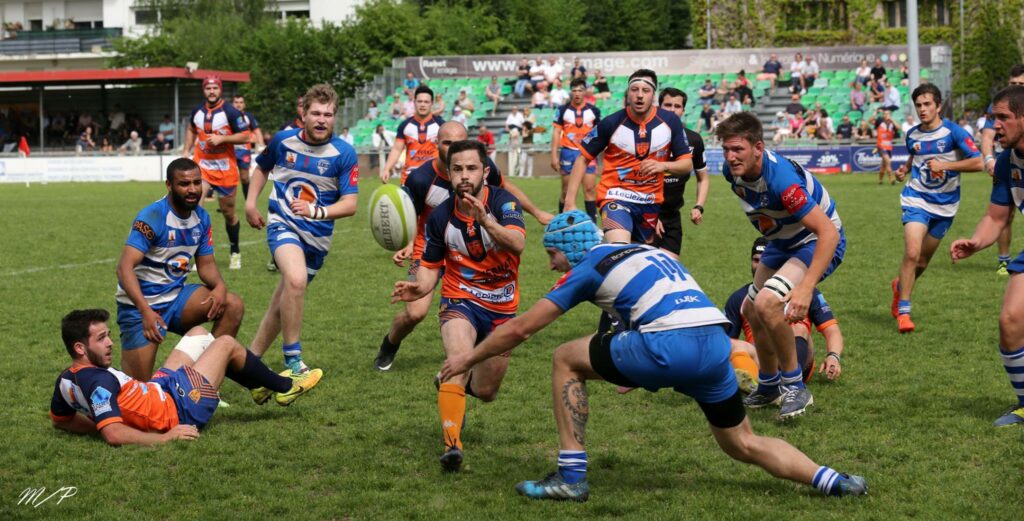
[0,67,250,87]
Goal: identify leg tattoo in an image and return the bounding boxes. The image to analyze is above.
[562,378,589,445]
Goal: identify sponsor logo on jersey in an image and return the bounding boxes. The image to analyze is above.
[285,151,297,166]
[317,159,330,175]
[133,220,156,241]
[781,184,808,214]
[90,386,112,415]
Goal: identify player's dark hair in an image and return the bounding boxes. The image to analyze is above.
[911,83,942,104]
[414,85,435,101]
[628,69,658,88]
[570,78,587,90]
[61,309,109,357]
[233,94,244,101]
[659,87,687,107]
[1009,64,1024,79]
[714,112,763,145]
[993,85,1024,117]
[302,83,339,113]
[166,157,200,182]
[445,139,487,167]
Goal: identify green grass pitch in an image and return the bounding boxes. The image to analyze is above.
[1,173,1022,520]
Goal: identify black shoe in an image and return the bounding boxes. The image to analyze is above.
[374,343,398,371]
[440,446,463,472]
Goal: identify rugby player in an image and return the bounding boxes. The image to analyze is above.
[183,76,251,270]
[562,69,693,245]
[381,85,445,183]
[951,85,1024,426]
[245,84,358,377]
[980,65,1024,275]
[891,84,982,333]
[50,309,320,446]
[374,122,551,372]
[876,110,898,185]
[655,87,709,256]
[439,212,867,501]
[391,140,525,472]
[717,112,845,419]
[551,77,601,222]
[115,158,244,381]
[231,94,265,199]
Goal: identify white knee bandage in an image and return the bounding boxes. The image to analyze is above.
[173,333,215,362]
[763,274,795,301]
[746,283,761,304]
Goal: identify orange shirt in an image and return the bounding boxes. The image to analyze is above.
[50,365,178,432]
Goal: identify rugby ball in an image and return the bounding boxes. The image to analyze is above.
[368,184,416,251]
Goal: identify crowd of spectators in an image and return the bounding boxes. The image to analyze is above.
[0,104,179,154]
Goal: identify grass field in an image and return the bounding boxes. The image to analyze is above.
[2,173,1023,520]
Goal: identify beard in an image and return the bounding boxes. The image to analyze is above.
[171,189,199,211]
[456,177,484,200]
[86,348,110,368]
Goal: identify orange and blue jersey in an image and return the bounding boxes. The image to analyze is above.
[50,365,180,432]
[234,111,261,166]
[402,157,503,259]
[554,102,601,150]
[580,107,691,206]
[723,284,837,343]
[421,186,524,314]
[189,100,248,187]
[876,120,896,151]
[395,114,444,183]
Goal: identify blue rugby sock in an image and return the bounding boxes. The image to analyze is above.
[558,450,588,484]
[1001,346,1024,406]
[283,342,303,367]
[812,466,846,495]
[756,371,781,394]
[999,255,1012,263]
[897,300,911,316]
[781,367,805,389]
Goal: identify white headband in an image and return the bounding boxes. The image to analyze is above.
[629,77,657,90]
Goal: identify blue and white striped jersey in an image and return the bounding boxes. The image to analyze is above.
[991,148,1024,216]
[116,196,213,306]
[723,150,842,250]
[900,119,980,218]
[255,129,359,253]
[544,243,728,333]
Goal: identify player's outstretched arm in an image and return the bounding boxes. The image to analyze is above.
[691,168,710,225]
[52,414,97,435]
[499,181,553,225]
[245,166,269,229]
[981,127,997,175]
[788,207,839,322]
[951,203,1012,262]
[182,125,196,157]
[441,299,564,380]
[463,193,526,255]
[818,324,844,381]
[563,154,588,212]
[100,422,199,446]
[391,265,440,303]
[381,140,406,182]
[550,126,562,173]
[117,246,165,344]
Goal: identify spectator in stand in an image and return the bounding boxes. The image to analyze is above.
[723,93,743,118]
[881,80,901,111]
[340,127,354,146]
[403,72,420,98]
[835,114,854,140]
[99,135,113,153]
[756,53,783,89]
[801,55,820,91]
[856,59,872,86]
[869,58,887,82]
[850,82,867,112]
[77,112,95,135]
[402,92,416,118]
[697,103,716,132]
[549,79,569,107]
[584,86,597,105]
[592,71,611,100]
[869,79,886,103]
[544,56,563,88]
[698,79,716,106]
[520,118,535,178]
[734,70,755,106]
[49,112,67,145]
[76,126,95,153]
[855,119,874,142]
[532,84,549,109]
[897,62,910,86]
[456,89,475,119]
[529,57,547,92]
[505,106,525,135]
[816,108,834,140]
[486,75,503,116]
[477,124,496,161]
[451,105,468,126]
[158,114,176,148]
[772,111,792,144]
[958,117,975,138]
[366,100,380,120]
[119,130,143,155]
[371,123,395,175]
[790,52,804,94]
[108,104,126,134]
[902,112,918,134]
[431,95,446,118]
[150,131,172,152]
[788,111,804,137]
[515,57,532,97]
[571,58,587,81]
[785,93,806,116]
[799,109,818,138]
[389,93,404,119]
[715,78,732,104]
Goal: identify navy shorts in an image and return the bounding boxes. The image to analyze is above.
[151,366,219,429]
[602,201,660,244]
[439,298,515,347]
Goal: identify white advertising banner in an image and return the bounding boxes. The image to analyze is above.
[0,155,172,183]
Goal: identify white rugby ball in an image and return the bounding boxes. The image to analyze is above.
[368,184,417,251]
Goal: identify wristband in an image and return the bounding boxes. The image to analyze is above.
[826,352,841,363]
[306,202,328,220]
[693,205,704,214]
[984,155,995,163]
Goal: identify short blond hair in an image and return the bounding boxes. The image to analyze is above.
[302,83,338,113]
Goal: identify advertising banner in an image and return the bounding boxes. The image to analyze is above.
[704,145,908,175]
[0,155,170,183]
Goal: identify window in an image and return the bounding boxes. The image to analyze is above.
[134,9,158,25]
[29,19,43,31]
[885,1,907,28]
[781,0,848,32]
[283,10,310,19]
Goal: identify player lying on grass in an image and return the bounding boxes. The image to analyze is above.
[440,211,867,501]
[50,309,321,446]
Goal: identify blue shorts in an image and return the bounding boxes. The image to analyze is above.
[235,148,252,171]
[209,183,237,197]
[601,201,660,244]
[902,206,953,239]
[559,148,596,175]
[267,222,328,283]
[590,325,738,403]
[151,366,219,429]
[117,284,202,350]
[1009,250,1024,274]
[760,230,846,283]
[439,298,515,347]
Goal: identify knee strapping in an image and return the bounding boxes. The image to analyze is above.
[173,333,215,362]
[763,274,795,301]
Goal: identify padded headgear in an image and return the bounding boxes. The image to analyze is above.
[203,75,222,89]
[543,210,601,267]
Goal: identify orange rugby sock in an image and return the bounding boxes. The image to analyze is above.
[438,383,466,450]
[730,350,759,377]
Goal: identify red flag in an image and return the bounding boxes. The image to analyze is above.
[17,136,30,157]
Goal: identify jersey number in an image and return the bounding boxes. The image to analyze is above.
[645,253,686,282]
